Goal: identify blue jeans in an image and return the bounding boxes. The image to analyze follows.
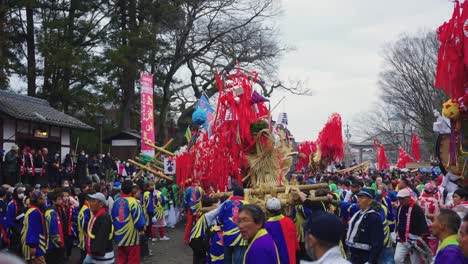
[379,247,395,264]
[224,246,247,264]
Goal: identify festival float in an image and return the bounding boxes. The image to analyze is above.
[434,0,468,183]
[171,68,343,211]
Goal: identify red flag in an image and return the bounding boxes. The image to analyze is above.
[396,147,414,168]
[377,145,388,170]
[411,134,421,162]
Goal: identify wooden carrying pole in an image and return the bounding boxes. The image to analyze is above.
[132,139,174,180]
[209,183,329,199]
[128,159,173,181]
[145,142,175,156]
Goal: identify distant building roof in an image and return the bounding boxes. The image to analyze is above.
[103,130,141,144]
[0,90,93,130]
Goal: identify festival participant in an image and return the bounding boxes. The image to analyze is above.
[344,181,362,203]
[301,212,349,264]
[264,197,299,264]
[394,189,429,264]
[78,184,92,262]
[111,180,146,264]
[0,189,8,250]
[83,192,115,264]
[142,182,154,246]
[290,202,312,262]
[62,187,78,260]
[4,145,19,185]
[459,214,468,257]
[432,209,467,263]
[152,185,170,241]
[21,190,47,264]
[21,146,35,185]
[397,178,419,201]
[6,186,25,257]
[217,186,249,264]
[339,180,351,201]
[237,204,279,264]
[418,182,443,254]
[44,191,66,264]
[345,188,384,264]
[452,188,468,219]
[183,180,204,244]
[33,149,46,185]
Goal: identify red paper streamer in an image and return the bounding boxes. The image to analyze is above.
[411,134,421,162]
[396,147,414,169]
[377,144,388,170]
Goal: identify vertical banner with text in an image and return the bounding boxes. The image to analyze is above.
[140,73,155,156]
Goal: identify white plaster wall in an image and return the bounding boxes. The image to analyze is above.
[3,117,15,141]
[61,147,70,163]
[61,128,71,162]
[112,139,137,146]
[51,127,60,137]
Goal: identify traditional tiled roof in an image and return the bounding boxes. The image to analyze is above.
[0,90,93,130]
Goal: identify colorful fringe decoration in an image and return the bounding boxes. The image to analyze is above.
[396,147,414,169]
[295,141,317,171]
[435,0,468,99]
[377,144,388,170]
[315,113,344,163]
[411,134,421,162]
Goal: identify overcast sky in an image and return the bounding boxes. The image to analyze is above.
[269,0,452,142]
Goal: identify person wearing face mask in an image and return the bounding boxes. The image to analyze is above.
[301,212,349,264]
[6,186,26,257]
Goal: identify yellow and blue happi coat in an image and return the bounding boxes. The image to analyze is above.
[153,192,166,220]
[291,204,311,243]
[21,206,46,260]
[209,228,224,264]
[77,202,91,250]
[44,208,63,250]
[217,197,248,247]
[184,186,203,215]
[111,195,146,247]
[142,191,155,224]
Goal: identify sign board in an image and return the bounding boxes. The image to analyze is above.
[164,157,176,175]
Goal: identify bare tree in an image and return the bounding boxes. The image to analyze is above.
[379,31,448,148]
[152,0,309,144]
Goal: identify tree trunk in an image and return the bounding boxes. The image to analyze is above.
[26,3,36,96]
[120,0,137,130]
[61,0,77,112]
[0,0,7,89]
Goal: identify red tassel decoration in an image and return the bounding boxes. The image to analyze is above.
[396,147,414,169]
[316,113,344,162]
[411,134,421,162]
[377,145,388,170]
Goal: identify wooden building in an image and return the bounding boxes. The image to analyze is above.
[103,130,140,161]
[0,90,93,161]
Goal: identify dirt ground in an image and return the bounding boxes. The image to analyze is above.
[142,224,193,263]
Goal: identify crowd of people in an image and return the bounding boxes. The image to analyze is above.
[0,146,180,264]
[0,145,137,187]
[186,170,468,264]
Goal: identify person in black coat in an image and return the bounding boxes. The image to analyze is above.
[345,188,384,264]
